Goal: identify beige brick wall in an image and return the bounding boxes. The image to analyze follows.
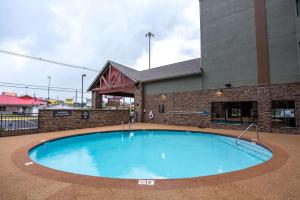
[38,109,129,133]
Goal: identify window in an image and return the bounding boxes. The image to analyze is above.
[298,41,300,65]
[297,0,300,17]
[0,106,6,111]
[159,104,165,113]
[272,100,296,127]
[211,101,257,125]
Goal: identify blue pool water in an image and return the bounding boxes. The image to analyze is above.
[29,130,272,179]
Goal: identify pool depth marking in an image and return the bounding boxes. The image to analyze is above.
[24,162,33,166]
[138,179,155,186]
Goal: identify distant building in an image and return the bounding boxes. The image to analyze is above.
[108,96,122,107]
[41,103,76,110]
[48,99,58,105]
[0,92,45,114]
[85,98,91,107]
[64,98,74,105]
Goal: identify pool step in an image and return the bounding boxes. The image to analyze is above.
[216,136,272,161]
[250,138,258,142]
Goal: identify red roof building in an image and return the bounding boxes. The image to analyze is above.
[0,95,45,106]
[0,93,45,114]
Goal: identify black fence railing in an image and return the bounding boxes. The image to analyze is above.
[0,113,38,136]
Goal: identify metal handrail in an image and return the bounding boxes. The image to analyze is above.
[170,111,207,115]
[236,122,259,144]
[128,118,131,133]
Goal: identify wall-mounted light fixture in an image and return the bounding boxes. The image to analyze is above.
[216,89,224,97]
[160,94,167,102]
[225,83,231,88]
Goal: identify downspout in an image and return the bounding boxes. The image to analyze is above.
[199,0,204,90]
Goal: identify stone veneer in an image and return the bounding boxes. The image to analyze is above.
[38,109,129,133]
[92,92,102,109]
[141,82,300,134]
[134,86,144,122]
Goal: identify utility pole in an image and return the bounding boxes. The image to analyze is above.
[81,74,86,108]
[75,90,78,106]
[47,76,51,100]
[146,32,154,70]
[198,0,204,90]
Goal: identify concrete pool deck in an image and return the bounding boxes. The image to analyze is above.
[0,123,299,199]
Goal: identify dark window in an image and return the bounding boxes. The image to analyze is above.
[159,104,165,113]
[0,106,6,111]
[272,100,296,127]
[297,0,300,17]
[298,41,300,66]
[211,101,257,125]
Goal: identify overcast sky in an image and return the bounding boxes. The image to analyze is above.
[0,0,200,100]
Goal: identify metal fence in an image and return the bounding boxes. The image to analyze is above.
[0,113,38,136]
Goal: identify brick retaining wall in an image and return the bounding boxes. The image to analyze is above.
[38,109,130,133]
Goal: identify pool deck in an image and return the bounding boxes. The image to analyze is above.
[0,123,299,200]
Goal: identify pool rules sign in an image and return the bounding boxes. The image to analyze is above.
[53,110,72,117]
[81,110,90,120]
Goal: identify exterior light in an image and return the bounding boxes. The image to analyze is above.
[146,32,154,70]
[216,89,224,97]
[225,83,231,88]
[160,94,167,102]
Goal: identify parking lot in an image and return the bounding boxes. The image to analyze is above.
[0,114,38,134]
[1,119,37,130]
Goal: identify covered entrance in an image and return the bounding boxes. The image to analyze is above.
[88,60,140,120]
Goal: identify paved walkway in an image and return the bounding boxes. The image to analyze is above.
[0,123,299,200]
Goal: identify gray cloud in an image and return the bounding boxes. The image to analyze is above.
[0,0,200,100]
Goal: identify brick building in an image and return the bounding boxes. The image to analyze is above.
[88,0,300,134]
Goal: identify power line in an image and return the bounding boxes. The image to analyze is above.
[0,49,100,72]
[0,84,90,94]
[0,81,87,91]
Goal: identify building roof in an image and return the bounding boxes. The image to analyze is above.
[88,58,201,91]
[139,58,201,82]
[0,95,45,106]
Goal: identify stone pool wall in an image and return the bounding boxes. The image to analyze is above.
[38,109,130,133]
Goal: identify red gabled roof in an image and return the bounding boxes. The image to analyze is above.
[0,95,45,106]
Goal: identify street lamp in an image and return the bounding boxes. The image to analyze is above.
[47,76,51,100]
[146,32,154,70]
[81,74,86,108]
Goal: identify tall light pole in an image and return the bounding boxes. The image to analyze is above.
[146,32,154,70]
[75,90,78,107]
[81,74,86,108]
[47,76,51,100]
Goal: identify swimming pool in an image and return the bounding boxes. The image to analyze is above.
[29,130,272,179]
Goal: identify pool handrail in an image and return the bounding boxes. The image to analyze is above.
[236,122,259,144]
